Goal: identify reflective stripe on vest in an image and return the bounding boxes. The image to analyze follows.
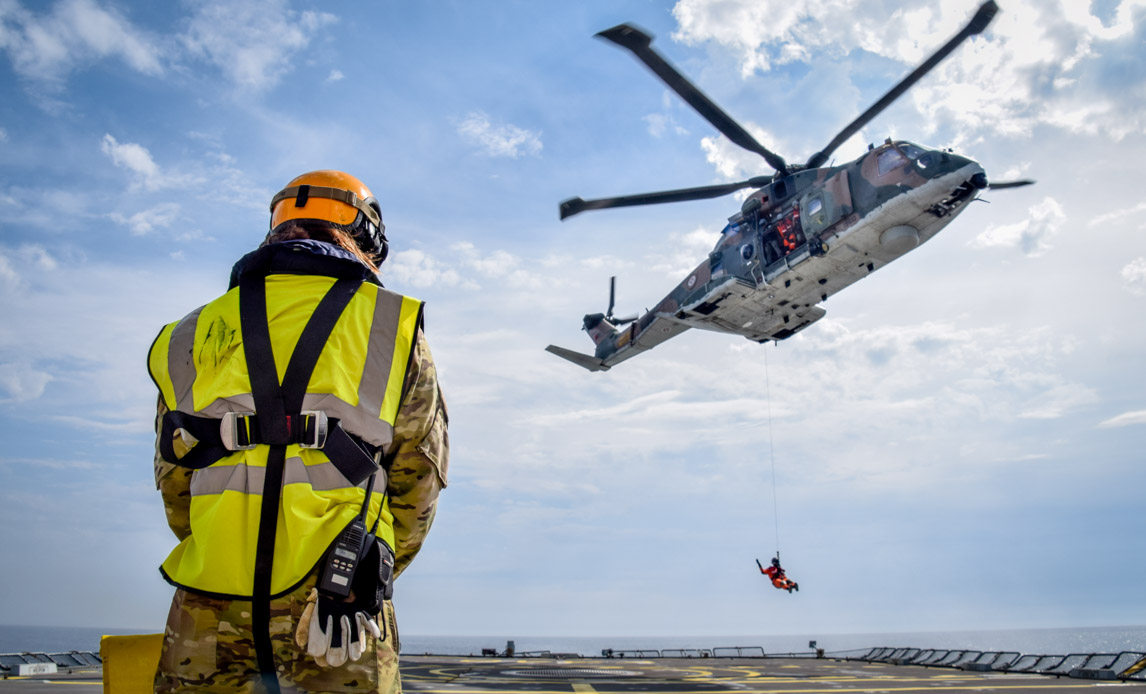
[148,273,421,598]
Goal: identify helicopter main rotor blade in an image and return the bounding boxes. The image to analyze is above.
[597,23,789,176]
[560,176,772,220]
[988,179,1035,189]
[804,1,999,170]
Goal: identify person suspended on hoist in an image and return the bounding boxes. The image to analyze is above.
[756,557,799,593]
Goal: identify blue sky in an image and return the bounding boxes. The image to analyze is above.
[1,0,1145,641]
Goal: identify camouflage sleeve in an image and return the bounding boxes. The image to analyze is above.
[386,325,448,578]
[154,396,193,541]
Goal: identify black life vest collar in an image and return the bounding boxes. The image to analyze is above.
[229,240,383,290]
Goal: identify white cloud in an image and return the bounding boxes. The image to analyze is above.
[100,134,159,184]
[701,129,783,180]
[0,456,99,471]
[1088,202,1146,229]
[0,0,162,87]
[446,310,1101,508]
[0,244,58,293]
[174,228,214,243]
[1098,410,1146,428]
[0,126,7,142]
[642,91,691,139]
[644,112,688,138]
[670,0,1146,143]
[387,248,470,290]
[579,255,631,272]
[969,197,1066,257]
[327,68,343,82]
[99,134,202,192]
[388,244,546,291]
[180,0,337,90]
[457,112,543,158]
[0,250,219,431]
[0,186,92,230]
[1018,383,1100,420]
[108,202,181,236]
[0,252,18,293]
[452,242,544,289]
[0,362,53,402]
[1122,258,1146,296]
[648,225,721,276]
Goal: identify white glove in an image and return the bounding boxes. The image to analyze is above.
[296,588,382,667]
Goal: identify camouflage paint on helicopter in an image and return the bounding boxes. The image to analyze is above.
[547,1,1032,373]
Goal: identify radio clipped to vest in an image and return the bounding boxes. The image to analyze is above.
[317,524,396,611]
[317,516,368,598]
[317,472,396,612]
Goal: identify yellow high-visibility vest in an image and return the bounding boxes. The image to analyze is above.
[149,254,421,599]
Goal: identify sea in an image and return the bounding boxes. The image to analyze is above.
[2,624,1144,658]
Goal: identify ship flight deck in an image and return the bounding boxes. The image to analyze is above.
[4,653,1146,694]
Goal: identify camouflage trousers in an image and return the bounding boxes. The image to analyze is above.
[154,576,401,694]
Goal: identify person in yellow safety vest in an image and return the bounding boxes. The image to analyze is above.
[149,170,449,694]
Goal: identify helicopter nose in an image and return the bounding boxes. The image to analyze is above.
[970,172,988,189]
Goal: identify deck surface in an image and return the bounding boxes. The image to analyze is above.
[4,655,1145,693]
[401,657,1146,694]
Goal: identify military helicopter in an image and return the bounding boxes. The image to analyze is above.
[546,1,1032,372]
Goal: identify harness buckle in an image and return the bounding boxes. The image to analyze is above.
[300,410,329,449]
[220,411,257,451]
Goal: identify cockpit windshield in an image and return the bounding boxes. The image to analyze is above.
[897,142,925,159]
[895,141,936,171]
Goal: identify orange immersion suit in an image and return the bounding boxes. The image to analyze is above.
[757,558,798,593]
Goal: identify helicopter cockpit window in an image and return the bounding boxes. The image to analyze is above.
[898,143,925,159]
[714,223,740,251]
[877,148,907,176]
[897,142,933,169]
[806,196,823,220]
[771,179,789,201]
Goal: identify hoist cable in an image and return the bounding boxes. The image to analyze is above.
[764,348,780,555]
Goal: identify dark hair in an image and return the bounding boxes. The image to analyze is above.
[263,221,380,273]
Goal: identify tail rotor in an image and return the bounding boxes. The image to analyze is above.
[606,276,638,326]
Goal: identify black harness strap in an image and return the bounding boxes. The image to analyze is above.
[158,410,228,469]
[159,411,379,486]
[239,274,362,692]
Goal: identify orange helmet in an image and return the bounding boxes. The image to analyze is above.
[269,170,388,263]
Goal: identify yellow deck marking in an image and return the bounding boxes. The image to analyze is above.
[571,684,597,692]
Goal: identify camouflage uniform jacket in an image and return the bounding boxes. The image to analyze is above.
[154,323,448,693]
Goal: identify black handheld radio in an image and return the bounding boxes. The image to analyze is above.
[317,516,368,598]
[316,472,377,599]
